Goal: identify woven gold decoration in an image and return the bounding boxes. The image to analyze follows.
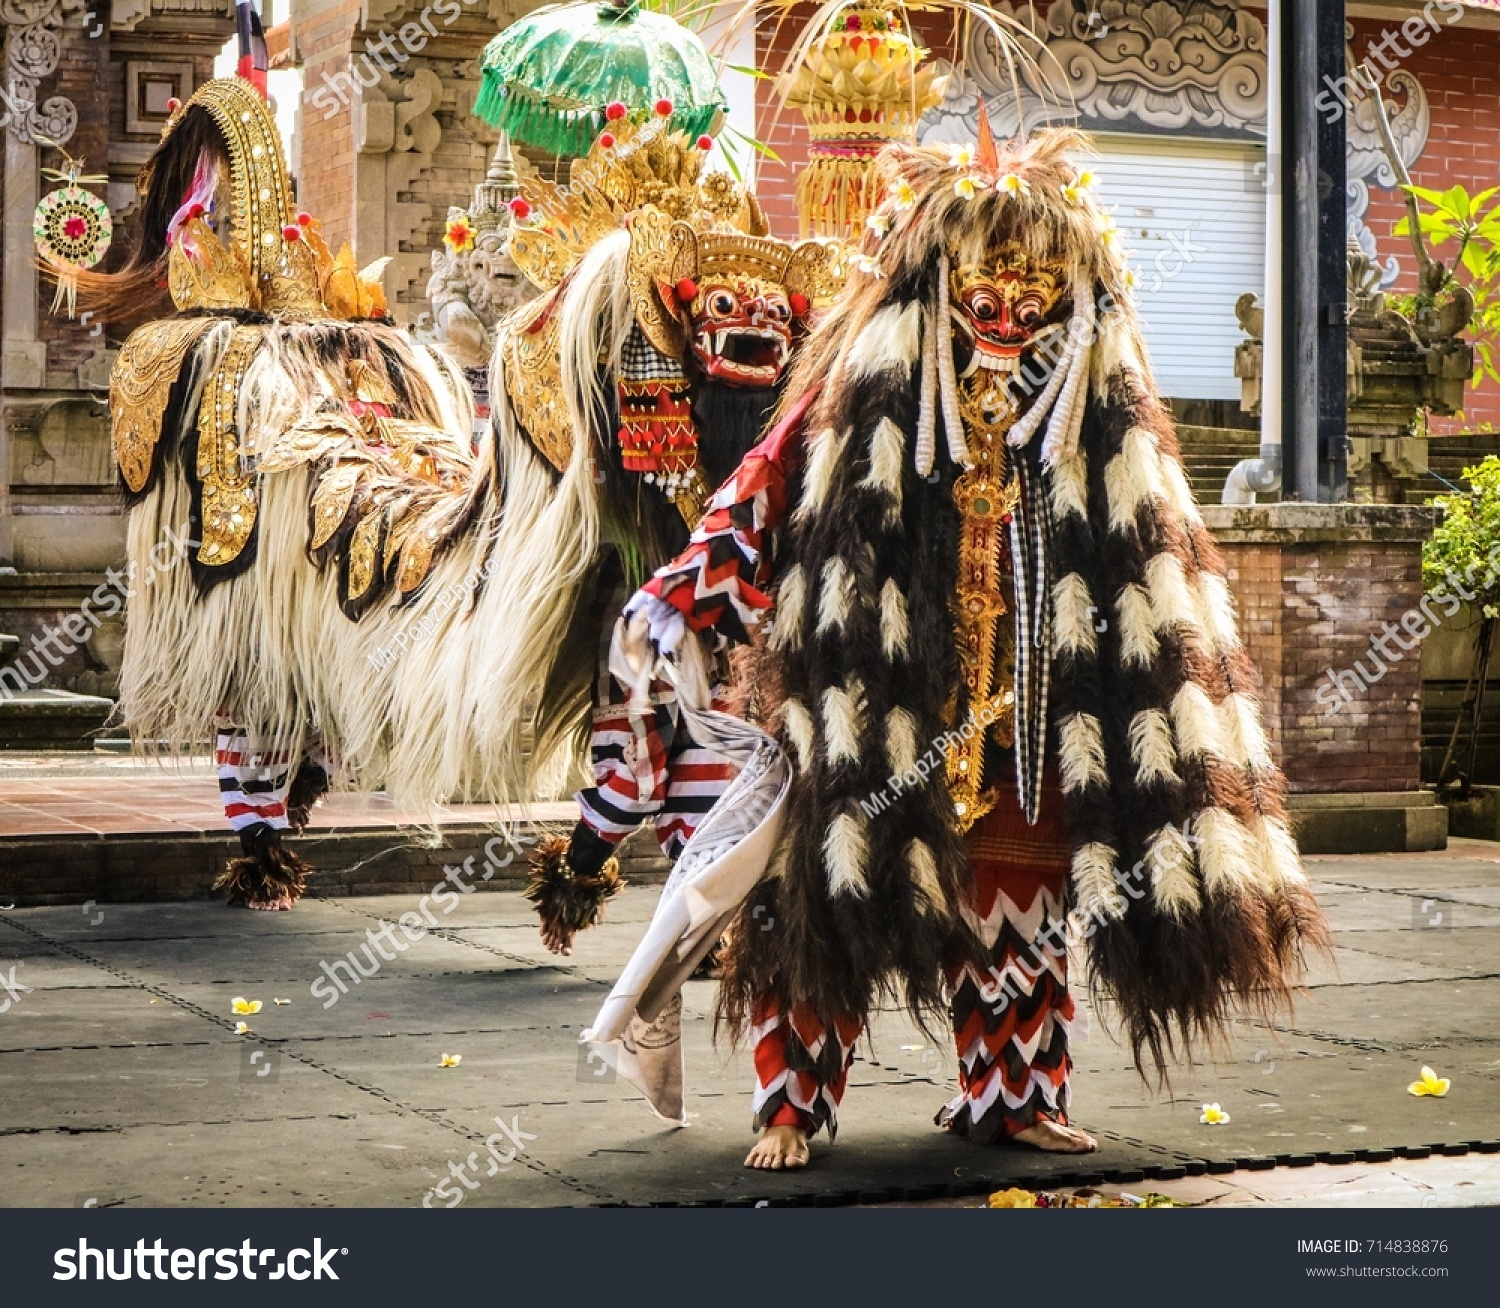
[783,4,945,239]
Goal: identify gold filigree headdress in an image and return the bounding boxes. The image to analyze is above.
[155,79,388,319]
[507,108,756,292]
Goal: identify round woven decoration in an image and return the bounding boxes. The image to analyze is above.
[33,185,113,269]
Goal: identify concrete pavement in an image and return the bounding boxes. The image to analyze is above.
[2,842,1499,1207]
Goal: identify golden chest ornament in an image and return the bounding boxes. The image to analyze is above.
[945,373,1022,832]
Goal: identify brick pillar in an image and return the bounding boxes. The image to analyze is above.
[1203,503,1447,853]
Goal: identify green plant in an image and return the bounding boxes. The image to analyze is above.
[1395,183,1500,387]
[1424,455,1500,795]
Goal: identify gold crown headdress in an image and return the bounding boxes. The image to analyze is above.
[506,105,757,291]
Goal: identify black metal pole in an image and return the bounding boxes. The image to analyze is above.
[1282,0,1348,502]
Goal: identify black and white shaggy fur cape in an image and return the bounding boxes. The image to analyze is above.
[718,134,1329,1076]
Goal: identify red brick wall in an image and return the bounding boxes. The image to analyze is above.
[1220,535,1426,793]
[1351,12,1500,432]
[295,0,364,247]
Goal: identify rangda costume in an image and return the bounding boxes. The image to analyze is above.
[616,129,1328,1143]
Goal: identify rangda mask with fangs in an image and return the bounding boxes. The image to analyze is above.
[950,245,1067,378]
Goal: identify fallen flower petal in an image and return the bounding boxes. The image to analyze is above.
[1407,1065,1451,1097]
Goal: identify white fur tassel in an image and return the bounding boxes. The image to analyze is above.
[935,256,971,468]
[915,302,939,478]
[824,812,871,898]
[1039,282,1095,469]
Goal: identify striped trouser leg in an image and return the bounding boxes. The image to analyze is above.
[574,689,673,851]
[574,680,737,862]
[215,729,296,853]
[940,768,1076,1142]
[749,997,862,1141]
[652,692,736,859]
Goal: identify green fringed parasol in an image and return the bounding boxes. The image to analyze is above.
[475,0,727,156]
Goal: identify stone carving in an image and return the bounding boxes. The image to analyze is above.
[1,0,86,145]
[921,0,1267,143]
[424,136,531,369]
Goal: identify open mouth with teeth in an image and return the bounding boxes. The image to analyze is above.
[692,326,791,387]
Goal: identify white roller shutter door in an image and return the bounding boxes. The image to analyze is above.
[1090,134,1266,402]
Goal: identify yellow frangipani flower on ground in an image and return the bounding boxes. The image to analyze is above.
[893,179,917,210]
[439,1053,462,1068]
[234,1021,251,1035]
[231,997,262,1016]
[1407,1066,1451,1097]
[1200,1102,1231,1125]
[953,175,979,200]
[996,173,1030,198]
[947,142,976,168]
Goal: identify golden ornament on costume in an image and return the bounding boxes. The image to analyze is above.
[501,111,845,499]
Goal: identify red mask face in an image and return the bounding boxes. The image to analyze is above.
[950,246,1066,376]
[688,280,794,388]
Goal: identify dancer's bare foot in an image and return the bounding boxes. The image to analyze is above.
[242,895,294,912]
[1011,1120,1098,1152]
[744,1124,810,1170]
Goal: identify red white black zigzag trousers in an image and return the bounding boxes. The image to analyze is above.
[751,771,1075,1141]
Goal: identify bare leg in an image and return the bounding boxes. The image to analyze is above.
[744,1124,810,1170]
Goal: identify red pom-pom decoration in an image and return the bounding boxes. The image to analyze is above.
[508,197,532,220]
[605,101,627,121]
[297,211,312,227]
[674,278,699,303]
[598,131,616,149]
[282,224,302,241]
[845,13,861,30]
[655,98,673,117]
[696,134,714,151]
[166,97,182,112]
[187,202,206,220]
[789,292,810,316]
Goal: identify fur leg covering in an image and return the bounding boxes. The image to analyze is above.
[286,758,330,832]
[215,825,312,910]
[524,827,624,955]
